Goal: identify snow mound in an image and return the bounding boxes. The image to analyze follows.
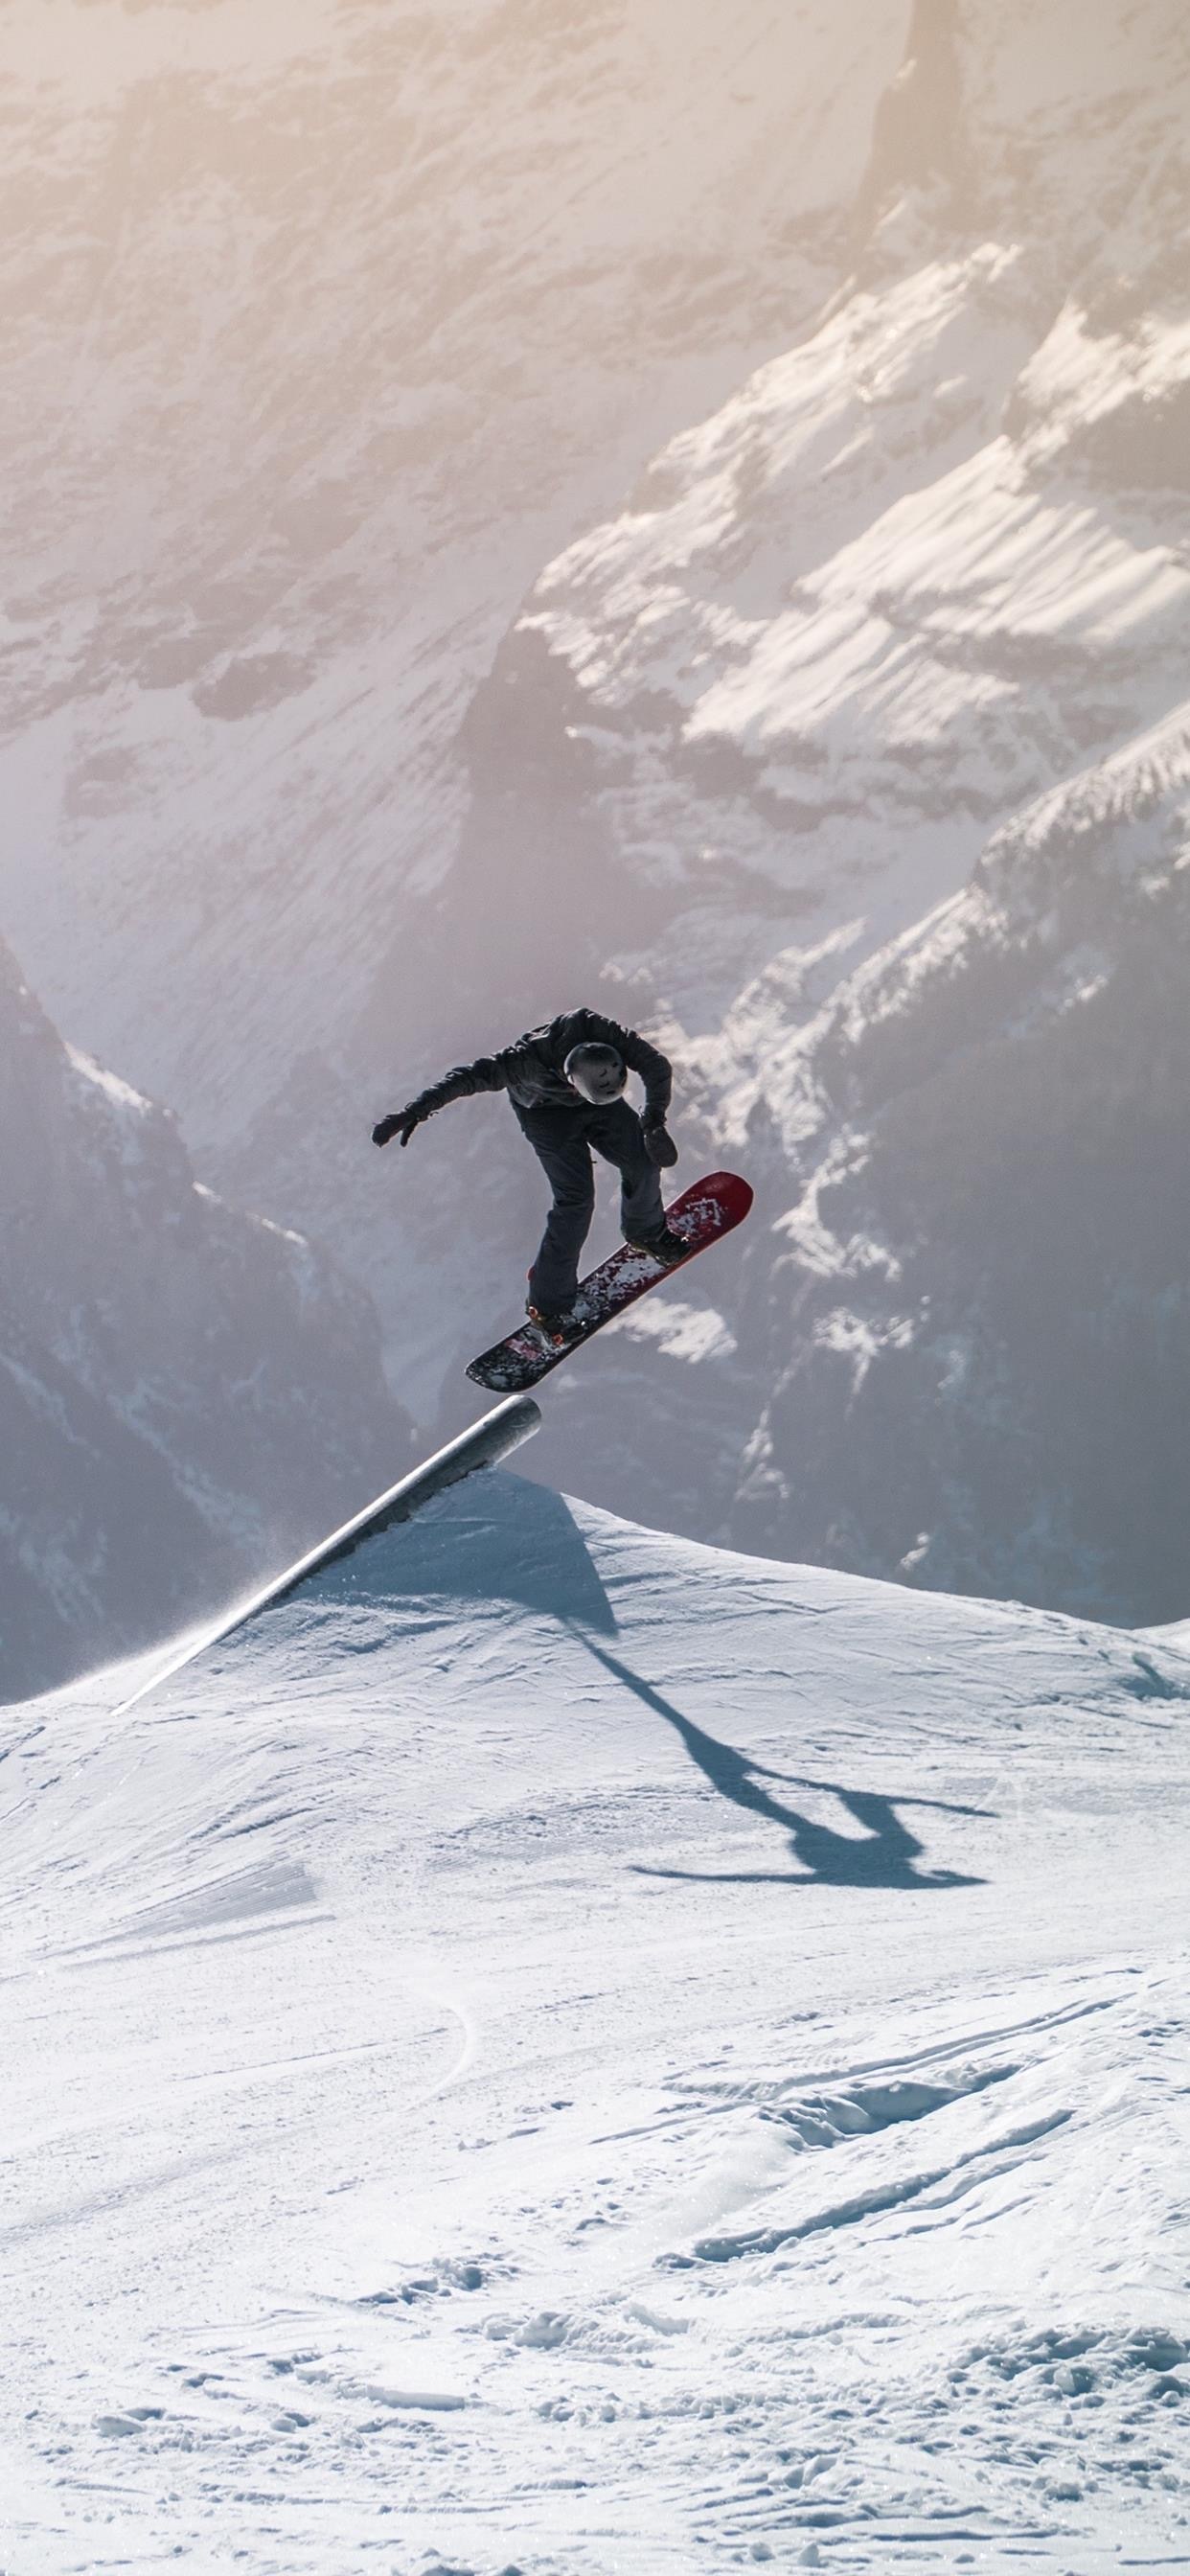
[6,1469,1190,2571]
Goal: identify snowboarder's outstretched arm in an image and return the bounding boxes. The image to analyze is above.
[372,1054,506,1148]
[371,1006,674,1148]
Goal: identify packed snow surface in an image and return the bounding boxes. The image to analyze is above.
[5,1470,1190,2572]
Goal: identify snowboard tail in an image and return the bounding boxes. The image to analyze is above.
[466,1170,753,1393]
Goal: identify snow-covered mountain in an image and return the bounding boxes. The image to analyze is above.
[408,0,1190,1613]
[728,711,1190,1622]
[0,0,903,1141]
[7,1471,1190,2568]
[490,0,1190,1025]
[217,0,1190,1637]
[4,0,1189,1631]
[0,935,414,1700]
[0,0,915,1414]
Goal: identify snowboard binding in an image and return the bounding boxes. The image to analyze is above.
[525,1295,591,1349]
[624,1223,687,1267]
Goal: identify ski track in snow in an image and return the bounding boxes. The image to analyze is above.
[3,1474,1190,2574]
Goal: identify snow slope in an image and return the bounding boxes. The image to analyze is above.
[6,1470,1190,2571]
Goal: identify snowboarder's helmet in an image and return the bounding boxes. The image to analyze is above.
[565,1041,627,1104]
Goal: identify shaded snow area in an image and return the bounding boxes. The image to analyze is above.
[6,1472,1189,2573]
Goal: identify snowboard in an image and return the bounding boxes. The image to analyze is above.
[466,1170,753,1394]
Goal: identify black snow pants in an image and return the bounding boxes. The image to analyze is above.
[515,1099,666,1311]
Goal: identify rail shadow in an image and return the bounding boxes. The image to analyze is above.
[331,1469,618,1634]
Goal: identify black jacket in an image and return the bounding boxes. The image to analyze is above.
[404,1008,673,1127]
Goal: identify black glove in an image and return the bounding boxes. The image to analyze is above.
[372,1108,423,1149]
[643,1123,678,1169]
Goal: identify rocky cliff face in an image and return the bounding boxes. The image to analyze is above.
[0,939,413,1698]
[0,0,904,1138]
[0,0,907,1415]
[4,0,1189,1626]
[730,714,1190,1621]
[480,0,1189,1035]
[426,0,1190,1615]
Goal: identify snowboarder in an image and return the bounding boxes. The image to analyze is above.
[372,1007,686,1336]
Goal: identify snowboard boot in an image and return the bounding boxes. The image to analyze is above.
[525,1290,584,1346]
[625,1223,686,1267]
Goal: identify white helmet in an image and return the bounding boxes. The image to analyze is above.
[565,1041,627,1104]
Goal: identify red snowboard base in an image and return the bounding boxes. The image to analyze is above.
[466,1170,753,1394]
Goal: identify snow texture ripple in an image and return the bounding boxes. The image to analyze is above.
[4,1471,1189,2572]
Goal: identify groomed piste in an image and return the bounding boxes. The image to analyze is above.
[6,1462,1190,2571]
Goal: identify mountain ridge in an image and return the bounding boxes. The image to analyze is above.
[0,931,415,1699]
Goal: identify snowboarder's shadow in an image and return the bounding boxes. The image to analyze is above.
[575,1636,989,1890]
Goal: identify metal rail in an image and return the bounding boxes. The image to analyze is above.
[109,1393,542,1717]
